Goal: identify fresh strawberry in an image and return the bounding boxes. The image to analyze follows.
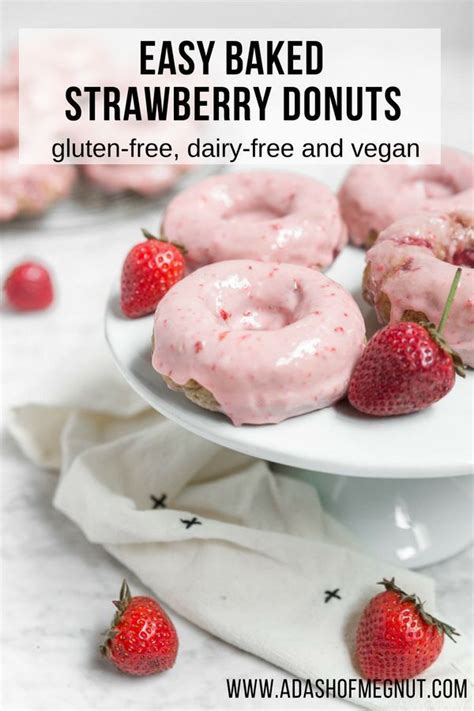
[120,229,186,318]
[349,268,465,416]
[3,260,54,311]
[356,578,459,680]
[101,579,178,676]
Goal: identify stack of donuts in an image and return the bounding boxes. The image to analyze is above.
[0,52,76,222]
[0,48,190,222]
[151,149,474,425]
[339,148,474,368]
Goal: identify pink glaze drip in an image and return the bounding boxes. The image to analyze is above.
[338,147,474,246]
[152,260,366,425]
[365,210,474,366]
[162,171,348,271]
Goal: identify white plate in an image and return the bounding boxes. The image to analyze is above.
[105,245,473,479]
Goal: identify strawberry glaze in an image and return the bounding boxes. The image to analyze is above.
[365,210,474,366]
[152,260,365,425]
[162,171,348,271]
[339,147,474,246]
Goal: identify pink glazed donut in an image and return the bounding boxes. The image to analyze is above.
[152,260,366,425]
[339,148,474,247]
[162,171,348,270]
[0,148,76,222]
[82,163,189,196]
[363,210,474,366]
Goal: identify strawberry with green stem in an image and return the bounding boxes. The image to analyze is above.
[101,579,179,676]
[349,267,465,416]
[120,229,186,318]
[356,577,459,680]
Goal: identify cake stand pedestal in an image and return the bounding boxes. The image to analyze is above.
[105,244,473,569]
[272,465,473,567]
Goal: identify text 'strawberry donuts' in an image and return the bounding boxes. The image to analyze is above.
[364,210,474,366]
[0,149,76,222]
[162,171,348,270]
[339,148,474,247]
[152,260,365,425]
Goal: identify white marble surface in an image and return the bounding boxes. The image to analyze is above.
[1,190,473,710]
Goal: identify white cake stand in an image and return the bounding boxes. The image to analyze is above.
[105,246,473,569]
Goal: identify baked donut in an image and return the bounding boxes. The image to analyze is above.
[161,171,348,270]
[339,148,474,247]
[0,149,76,222]
[82,163,188,197]
[81,108,192,196]
[0,50,19,93]
[152,260,365,425]
[363,210,474,366]
[0,90,18,149]
[0,48,78,222]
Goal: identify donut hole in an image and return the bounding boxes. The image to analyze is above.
[222,194,292,223]
[242,303,297,330]
[407,167,459,198]
[211,272,305,331]
[392,214,474,268]
[216,300,299,331]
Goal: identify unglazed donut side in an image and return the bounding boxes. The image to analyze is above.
[162,374,221,413]
[152,332,221,413]
[362,263,392,323]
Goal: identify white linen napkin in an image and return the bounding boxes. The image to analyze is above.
[7,336,472,710]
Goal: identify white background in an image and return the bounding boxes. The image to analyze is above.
[1,1,473,710]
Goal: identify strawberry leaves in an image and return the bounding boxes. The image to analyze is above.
[378,578,460,643]
[141,227,188,256]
